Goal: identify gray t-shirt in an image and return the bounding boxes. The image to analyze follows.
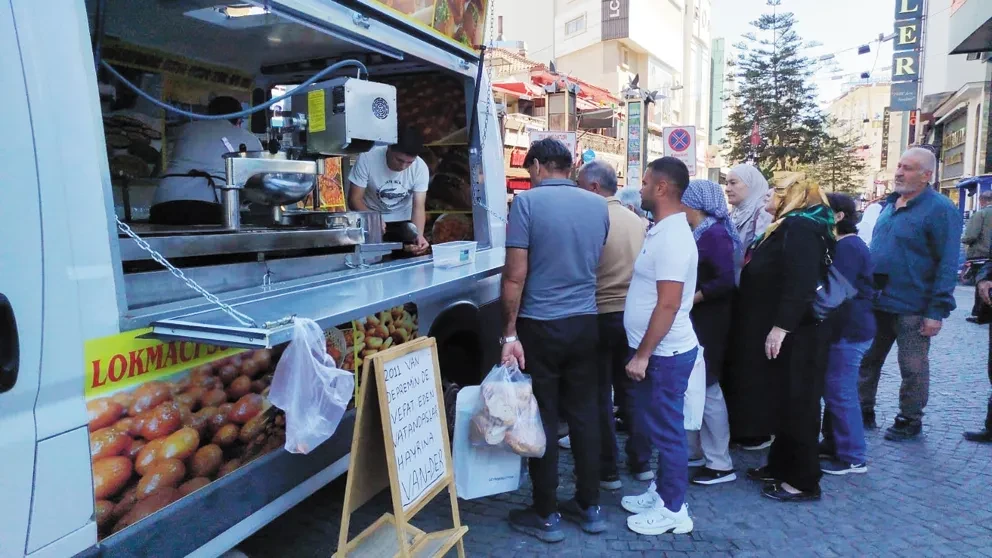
[506,179,610,320]
[153,120,262,206]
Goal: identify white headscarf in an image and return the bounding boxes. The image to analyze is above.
[728,164,773,246]
[728,164,770,229]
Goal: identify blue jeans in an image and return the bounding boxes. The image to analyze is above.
[626,347,698,512]
[823,339,871,464]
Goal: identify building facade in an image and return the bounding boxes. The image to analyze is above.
[826,83,908,199]
[493,0,713,177]
[917,0,992,212]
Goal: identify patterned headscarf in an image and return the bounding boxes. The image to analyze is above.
[684,179,745,276]
[753,178,835,247]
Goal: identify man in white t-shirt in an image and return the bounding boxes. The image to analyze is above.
[348,127,431,254]
[619,157,699,537]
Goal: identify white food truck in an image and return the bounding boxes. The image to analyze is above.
[0,0,505,556]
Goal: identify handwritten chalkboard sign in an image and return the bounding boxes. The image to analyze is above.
[334,337,466,558]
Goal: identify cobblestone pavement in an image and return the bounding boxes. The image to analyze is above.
[242,289,992,557]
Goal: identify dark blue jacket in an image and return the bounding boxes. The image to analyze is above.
[870,188,962,320]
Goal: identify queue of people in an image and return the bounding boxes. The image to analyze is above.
[498,138,969,542]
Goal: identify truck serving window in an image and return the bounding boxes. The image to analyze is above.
[88,0,493,322]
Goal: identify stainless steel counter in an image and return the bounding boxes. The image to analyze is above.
[137,249,504,348]
[118,224,364,262]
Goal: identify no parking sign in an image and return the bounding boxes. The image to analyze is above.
[663,126,697,176]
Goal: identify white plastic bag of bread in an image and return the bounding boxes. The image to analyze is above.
[469,364,546,458]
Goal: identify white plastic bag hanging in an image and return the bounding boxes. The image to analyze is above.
[269,318,355,454]
[469,364,546,458]
[683,347,706,430]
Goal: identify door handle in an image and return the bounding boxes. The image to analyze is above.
[0,294,18,393]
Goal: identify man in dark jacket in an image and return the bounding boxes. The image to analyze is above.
[858,147,963,441]
[966,265,992,443]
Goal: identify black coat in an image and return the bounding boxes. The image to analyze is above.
[722,216,832,440]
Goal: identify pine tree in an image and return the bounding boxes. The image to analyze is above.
[723,0,826,176]
[811,131,869,196]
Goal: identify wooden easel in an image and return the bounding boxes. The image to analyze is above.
[334,336,467,558]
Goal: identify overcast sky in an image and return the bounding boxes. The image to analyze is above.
[711,0,894,104]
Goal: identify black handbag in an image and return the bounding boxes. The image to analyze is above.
[812,251,858,321]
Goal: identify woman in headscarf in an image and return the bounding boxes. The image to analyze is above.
[681,180,744,485]
[724,177,836,502]
[726,164,774,248]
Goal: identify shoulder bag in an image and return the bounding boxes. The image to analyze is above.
[812,248,858,322]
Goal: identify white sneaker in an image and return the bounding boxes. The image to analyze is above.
[558,435,571,450]
[621,483,664,515]
[627,503,694,535]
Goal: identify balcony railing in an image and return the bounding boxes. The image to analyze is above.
[580,131,624,156]
[504,112,547,131]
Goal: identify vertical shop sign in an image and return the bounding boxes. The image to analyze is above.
[908,110,919,145]
[881,107,891,170]
[601,0,629,41]
[890,0,923,111]
[626,99,643,185]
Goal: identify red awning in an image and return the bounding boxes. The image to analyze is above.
[492,80,545,100]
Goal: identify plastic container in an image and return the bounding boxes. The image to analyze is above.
[432,241,478,268]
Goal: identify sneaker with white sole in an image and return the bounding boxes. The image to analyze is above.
[621,483,663,515]
[820,459,868,475]
[691,467,737,485]
[627,503,694,535]
[558,435,571,450]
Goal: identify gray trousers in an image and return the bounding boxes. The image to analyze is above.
[858,313,931,423]
[687,383,734,471]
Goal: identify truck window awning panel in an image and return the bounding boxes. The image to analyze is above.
[148,249,504,348]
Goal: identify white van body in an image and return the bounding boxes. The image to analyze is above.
[0,1,506,556]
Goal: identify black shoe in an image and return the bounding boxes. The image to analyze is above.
[600,472,623,490]
[963,428,992,443]
[746,466,776,482]
[862,411,878,430]
[630,465,655,482]
[508,508,565,543]
[966,316,981,324]
[692,467,737,485]
[560,499,607,534]
[761,482,821,502]
[884,418,922,441]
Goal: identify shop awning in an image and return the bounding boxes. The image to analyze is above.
[139,251,504,348]
[492,80,545,100]
[578,107,620,130]
[956,175,992,191]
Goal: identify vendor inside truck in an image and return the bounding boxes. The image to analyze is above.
[348,125,432,255]
[150,96,262,226]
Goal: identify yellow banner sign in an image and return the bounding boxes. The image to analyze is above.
[84,329,244,398]
[368,0,489,52]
